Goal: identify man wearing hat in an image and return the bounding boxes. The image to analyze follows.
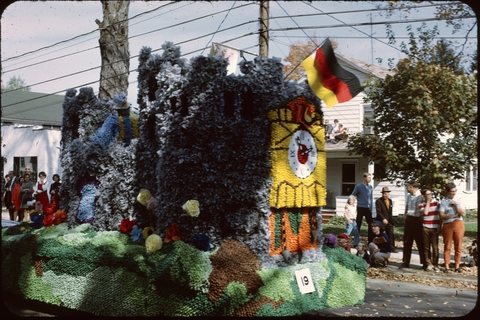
[375,186,396,252]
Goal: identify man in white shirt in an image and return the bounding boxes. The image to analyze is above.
[399,180,426,270]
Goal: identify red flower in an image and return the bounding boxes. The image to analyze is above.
[164,223,182,243]
[43,213,54,227]
[120,218,137,234]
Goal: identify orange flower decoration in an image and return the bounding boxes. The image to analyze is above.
[164,223,182,243]
[53,210,68,225]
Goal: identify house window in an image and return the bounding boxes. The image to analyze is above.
[466,168,477,192]
[342,163,356,195]
[363,104,374,126]
[14,156,38,182]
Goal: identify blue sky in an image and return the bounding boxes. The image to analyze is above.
[1,1,477,110]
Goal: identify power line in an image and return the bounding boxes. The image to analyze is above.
[200,0,237,55]
[1,1,179,64]
[1,19,261,103]
[2,1,257,74]
[2,1,476,109]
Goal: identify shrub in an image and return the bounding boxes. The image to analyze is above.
[326,216,345,226]
[465,209,477,222]
[392,216,405,227]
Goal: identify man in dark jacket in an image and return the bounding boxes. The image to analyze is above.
[375,187,396,252]
[4,171,19,220]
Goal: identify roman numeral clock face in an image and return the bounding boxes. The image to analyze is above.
[288,130,318,179]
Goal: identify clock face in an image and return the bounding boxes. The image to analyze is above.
[288,130,318,179]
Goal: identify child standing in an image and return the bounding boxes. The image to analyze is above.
[344,195,360,246]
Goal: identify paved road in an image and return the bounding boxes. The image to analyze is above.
[307,278,477,317]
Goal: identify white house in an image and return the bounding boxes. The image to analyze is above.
[322,53,477,217]
[1,90,64,184]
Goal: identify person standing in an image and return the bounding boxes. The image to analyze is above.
[375,187,396,252]
[344,195,360,246]
[20,173,35,221]
[439,183,466,273]
[400,180,426,269]
[36,171,50,214]
[351,173,374,243]
[4,171,19,220]
[419,189,441,272]
[11,176,25,222]
[50,174,62,213]
[368,221,391,267]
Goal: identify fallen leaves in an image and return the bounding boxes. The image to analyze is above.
[367,267,478,290]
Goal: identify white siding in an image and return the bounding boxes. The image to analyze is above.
[322,93,365,134]
[1,124,62,183]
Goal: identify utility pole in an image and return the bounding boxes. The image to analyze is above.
[95,0,130,100]
[259,0,269,57]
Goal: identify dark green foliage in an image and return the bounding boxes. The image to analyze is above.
[326,215,346,226]
[348,24,477,193]
[392,216,405,227]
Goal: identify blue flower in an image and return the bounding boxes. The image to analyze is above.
[190,233,210,251]
[130,225,144,243]
[77,183,97,223]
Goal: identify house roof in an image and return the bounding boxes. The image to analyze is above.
[336,52,394,80]
[1,90,64,127]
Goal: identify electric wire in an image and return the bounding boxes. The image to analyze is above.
[2,1,256,74]
[2,2,476,110]
[1,1,180,63]
[6,10,474,96]
[200,0,237,55]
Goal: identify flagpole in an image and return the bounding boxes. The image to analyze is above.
[283,39,327,81]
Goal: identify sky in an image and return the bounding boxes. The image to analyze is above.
[1,1,477,111]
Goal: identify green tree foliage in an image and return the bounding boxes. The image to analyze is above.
[378,1,476,34]
[2,75,31,92]
[347,25,477,194]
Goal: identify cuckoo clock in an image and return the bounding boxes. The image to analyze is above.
[268,95,327,257]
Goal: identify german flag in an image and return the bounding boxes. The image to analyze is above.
[301,38,362,108]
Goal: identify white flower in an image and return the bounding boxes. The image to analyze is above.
[182,200,200,217]
[145,234,162,254]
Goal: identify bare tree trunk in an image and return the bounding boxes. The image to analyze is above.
[95,0,130,100]
[259,0,269,57]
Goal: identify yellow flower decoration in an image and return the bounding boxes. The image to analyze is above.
[145,234,162,254]
[137,189,152,206]
[142,226,155,239]
[182,200,200,217]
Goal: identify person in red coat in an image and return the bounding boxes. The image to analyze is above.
[36,172,51,214]
[11,176,24,221]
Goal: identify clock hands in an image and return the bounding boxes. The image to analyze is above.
[296,136,313,156]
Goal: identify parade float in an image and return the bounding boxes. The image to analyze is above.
[2,42,367,316]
